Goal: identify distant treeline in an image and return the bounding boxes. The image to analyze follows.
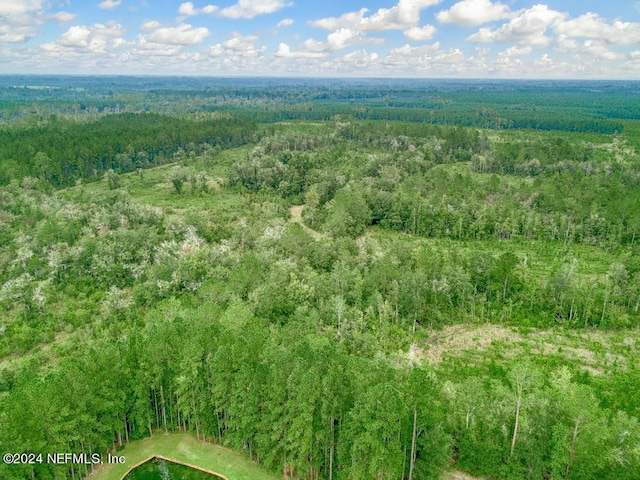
[219,105,623,134]
[0,113,255,186]
[2,77,635,136]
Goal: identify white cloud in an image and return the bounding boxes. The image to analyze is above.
[0,26,36,43]
[468,4,567,46]
[310,8,368,31]
[380,43,480,76]
[277,18,293,27]
[299,0,442,59]
[179,2,197,15]
[384,42,440,64]
[178,2,218,16]
[429,47,465,65]
[375,0,443,28]
[582,39,625,61]
[554,13,640,45]
[436,0,510,27]
[497,45,532,57]
[52,11,77,23]
[492,54,524,73]
[554,37,625,62]
[554,34,579,52]
[310,0,443,33]
[218,0,292,19]
[58,23,127,52]
[39,22,129,59]
[0,0,46,43]
[140,20,162,31]
[385,46,468,74]
[339,49,378,68]
[142,23,210,45]
[58,26,96,49]
[129,39,183,57]
[98,0,122,10]
[274,42,326,59]
[0,0,42,16]
[225,35,259,53]
[404,24,437,41]
[325,28,357,51]
[274,48,380,75]
[303,28,357,52]
[208,33,265,57]
[535,53,553,67]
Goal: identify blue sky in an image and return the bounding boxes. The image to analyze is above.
[1,0,639,78]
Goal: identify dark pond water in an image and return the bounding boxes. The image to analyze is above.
[123,458,220,480]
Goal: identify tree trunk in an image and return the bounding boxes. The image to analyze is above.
[160,384,168,432]
[564,224,571,246]
[408,407,418,480]
[168,391,174,426]
[503,276,508,303]
[601,293,608,324]
[569,300,574,323]
[216,410,222,443]
[80,441,88,478]
[329,418,334,480]
[564,419,581,478]
[153,387,160,429]
[510,396,521,456]
[192,397,199,439]
[471,296,476,322]
[402,444,407,480]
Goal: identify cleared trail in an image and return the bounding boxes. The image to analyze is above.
[289,204,324,240]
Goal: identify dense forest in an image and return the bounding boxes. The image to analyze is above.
[0,113,255,186]
[0,77,639,480]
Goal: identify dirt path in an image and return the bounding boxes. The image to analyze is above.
[289,205,324,240]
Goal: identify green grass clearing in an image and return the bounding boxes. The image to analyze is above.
[88,433,279,480]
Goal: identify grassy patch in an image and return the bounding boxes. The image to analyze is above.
[431,323,640,381]
[88,433,279,480]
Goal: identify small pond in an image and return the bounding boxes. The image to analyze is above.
[122,457,222,480]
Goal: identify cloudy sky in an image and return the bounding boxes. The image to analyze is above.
[1,0,639,78]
